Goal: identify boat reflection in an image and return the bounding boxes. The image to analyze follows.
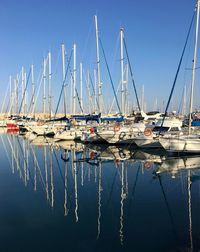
[2,133,200,250]
[154,155,200,177]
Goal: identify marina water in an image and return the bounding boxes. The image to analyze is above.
[0,133,200,252]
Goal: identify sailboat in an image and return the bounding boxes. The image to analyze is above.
[160,0,200,154]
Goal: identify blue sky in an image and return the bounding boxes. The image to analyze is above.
[0,0,198,114]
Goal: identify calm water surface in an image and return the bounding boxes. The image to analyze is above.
[0,133,200,252]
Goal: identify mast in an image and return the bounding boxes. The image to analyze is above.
[125,64,129,114]
[48,51,52,119]
[120,163,125,245]
[15,75,19,114]
[80,62,83,114]
[188,170,193,251]
[70,75,73,114]
[21,67,24,115]
[73,43,76,115]
[9,75,12,115]
[24,71,27,115]
[43,58,47,116]
[141,84,144,111]
[87,71,92,113]
[120,28,125,115]
[50,147,54,208]
[97,163,102,239]
[44,146,49,201]
[64,155,68,215]
[189,0,200,134]
[95,15,102,114]
[61,43,67,116]
[14,79,17,114]
[94,69,97,113]
[31,64,35,117]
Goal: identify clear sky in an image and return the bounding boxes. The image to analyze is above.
[0,0,198,114]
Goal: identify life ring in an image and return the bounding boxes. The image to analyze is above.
[114,124,120,132]
[90,127,95,134]
[144,161,152,171]
[144,127,152,137]
[90,151,96,160]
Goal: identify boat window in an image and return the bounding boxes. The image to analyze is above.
[169,127,179,131]
[152,126,169,132]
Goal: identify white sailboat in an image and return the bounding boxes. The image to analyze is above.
[160,0,200,154]
[134,117,183,148]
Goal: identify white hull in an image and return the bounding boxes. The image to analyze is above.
[55,129,82,141]
[160,135,200,153]
[134,136,161,148]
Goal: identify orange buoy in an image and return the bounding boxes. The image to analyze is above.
[144,161,152,171]
[144,128,152,137]
[90,151,96,160]
[113,124,120,132]
[90,127,95,134]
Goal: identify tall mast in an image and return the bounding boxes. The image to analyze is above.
[73,43,76,115]
[87,70,92,113]
[70,75,73,114]
[43,58,47,115]
[120,28,125,115]
[24,71,27,115]
[95,15,102,113]
[48,51,52,119]
[16,75,19,114]
[21,67,24,115]
[80,62,83,114]
[189,0,200,134]
[188,171,193,251]
[125,64,129,114]
[61,43,67,116]
[9,75,12,115]
[31,64,35,117]
[94,69,97,113]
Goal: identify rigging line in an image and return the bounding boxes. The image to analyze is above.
[83,69,94,113]
[6,135,24,181]
[127,164,140,217]
[99,37,122,115]
[0,135,12,169]
[30,68,43,116]
[89,72,100,112]
[27,65,43,116]
[105,168,119,209]
[123,37,141,112]
[16,137,34,186]
[157,175,178,240]
[110,31,120,73]
[177,86,185,115]
[1,79,10,114]
[18,67,31,114]
[54,49,73,118]
[67,61,84,113]
[160,9,196,129]
[29,145,52,206]
[52,149,74,208]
